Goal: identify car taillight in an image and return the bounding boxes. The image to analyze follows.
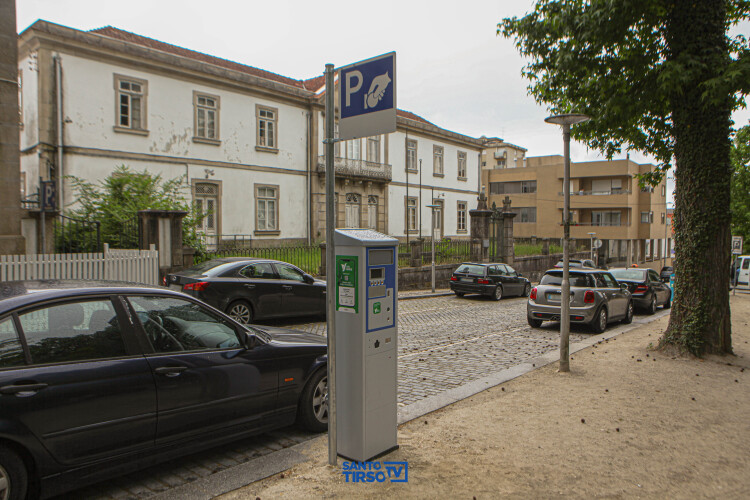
[162,276,167,286]
[530,287,537,300]
[183,281,210,291]
[584,290,595,303]
[634,285,648,293]
[477,279,490,284]
[450,276,458,281]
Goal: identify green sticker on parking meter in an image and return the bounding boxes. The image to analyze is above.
[373,302,381,314]
[336,255,358,313]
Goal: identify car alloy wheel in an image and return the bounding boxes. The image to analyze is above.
[649,295,657,315]
[0,446,27,500]
[228,301,253,324]
[493,286,503,301]
[623,301,634,324]
[0,464,8,500]
[312,375,329,424]
[523,283,531,297]
[592,307,608,334]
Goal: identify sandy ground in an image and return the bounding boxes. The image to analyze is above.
[220,293,750,499]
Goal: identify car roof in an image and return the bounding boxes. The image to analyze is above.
[544,268,602,274]
[0,280,187,315]
[458,262,509,267]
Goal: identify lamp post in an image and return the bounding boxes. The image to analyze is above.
[427,204,440,292]
[545,113,590,373]
[588,231,596,265]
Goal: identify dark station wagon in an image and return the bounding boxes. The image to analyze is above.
[0,281,328,500]
[449,262,531,300]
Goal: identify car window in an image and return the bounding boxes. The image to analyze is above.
[128,295,241,353]
[600,273,619,288]
[17,299,127,365]
[610,269,647,281]
[0,316,25,368]
[487,266,500,276]
[455,264,486,275]
[593,273,607,288]
[742,258,749,270]
[648,270,661,282]
[239,263,276,279]
[276,264,305,282]
[540,272,590,287]
[505,265,517,275]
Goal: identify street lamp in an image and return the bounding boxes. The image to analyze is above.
[588,232,596,265]
[545,113,590,373]
[427,204,440,292]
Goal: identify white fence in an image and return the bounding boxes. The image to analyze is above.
[0,244,160,285]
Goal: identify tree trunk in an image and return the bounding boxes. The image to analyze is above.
[662,0,733,355]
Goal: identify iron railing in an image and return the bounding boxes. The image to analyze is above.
[54,215,102,253]
[196,244,322,275]
[316,156,392,181]
[198,234,253,251]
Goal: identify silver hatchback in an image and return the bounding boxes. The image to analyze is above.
[527,269,634,333]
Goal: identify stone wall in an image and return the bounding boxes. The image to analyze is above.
[513,251,591,283]
[398,263,459,290]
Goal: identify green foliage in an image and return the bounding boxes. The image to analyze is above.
[64,166,205,251]
[731,124,750,244]
[499,0,750,185]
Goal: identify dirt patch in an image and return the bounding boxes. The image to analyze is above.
[220,294,750,499]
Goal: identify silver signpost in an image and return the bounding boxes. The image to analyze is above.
[324,52,396,466]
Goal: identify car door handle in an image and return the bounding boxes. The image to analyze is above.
[282,285,293,291]
[154,366,188,377]
[244,284,256,289]
[0,383,48,395]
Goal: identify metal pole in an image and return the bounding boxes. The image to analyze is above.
[431,207,436,292]
[39,181,46,254]
[324,63,337,466]
[418,159,422,240]
[560,124,571,373]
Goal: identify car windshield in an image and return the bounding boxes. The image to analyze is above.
[555,260,582,267]
[610,269,647,281]
[455,264,486,275]
[540,271,590,287]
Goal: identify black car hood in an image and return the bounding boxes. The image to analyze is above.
[253,326,327,346]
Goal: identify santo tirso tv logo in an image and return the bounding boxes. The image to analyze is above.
[341,461,408,483]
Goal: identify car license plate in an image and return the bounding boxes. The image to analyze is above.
[169,284,183,291]
[547,292,561,302]
[461,278,473,282]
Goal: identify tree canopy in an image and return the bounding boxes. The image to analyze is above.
[731,124,750,244]
[501,0,750,355]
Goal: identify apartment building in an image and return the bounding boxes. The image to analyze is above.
[481,137,527,169]
[482,155,671,266]
[17,21,480,248]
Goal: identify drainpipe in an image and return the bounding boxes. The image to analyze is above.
[54,55,63,211]
[306,111,312,245]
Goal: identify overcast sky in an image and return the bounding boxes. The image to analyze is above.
[16,0,750,204]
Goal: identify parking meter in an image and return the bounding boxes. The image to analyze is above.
[333,229,398,461]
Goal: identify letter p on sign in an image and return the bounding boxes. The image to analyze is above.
[345,71,363,107]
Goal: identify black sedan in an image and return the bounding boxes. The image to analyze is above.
[449,262,531,300]
[0,281,328,500]
[165,258,326,324]
[609,267,672,313]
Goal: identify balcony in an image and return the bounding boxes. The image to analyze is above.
[558,189,632,196]
[316,156,392,182]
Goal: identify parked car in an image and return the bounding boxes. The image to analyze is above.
[660,266,674,282]
[554,258,598,269]
[527,268,633,333]
[0,281,328,500]
[450,262,531,300]
[609,267,672,313]
[165,258,326,324]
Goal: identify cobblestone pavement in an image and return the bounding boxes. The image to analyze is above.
[56,293,594,499]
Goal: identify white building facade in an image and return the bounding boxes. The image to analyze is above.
[18,21,481,247]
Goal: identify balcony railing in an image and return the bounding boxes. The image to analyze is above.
[559,222,632,227]
[317,156,392,181]
[558,189,632,196]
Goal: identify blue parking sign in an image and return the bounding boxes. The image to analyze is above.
[338,52,396,140]
[41,180,57,211]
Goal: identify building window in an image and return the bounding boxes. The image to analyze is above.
[345,193,361,228]
[18,70,22,126]
[406,139,417,172]
[457,151,467,179]
[512,207,537,223]
[496,158,506,168]
[193,181,221,241]
[640,211,654,224]
[661,212,666,224]
[405,197,418,232]
[256,184,279,232]
[457,201,467,232]
[256,105,278,150]
[20,172,26,203]
[641,185,654,193]
[592,211,621,226]
[368,195,378,230]
[433,145,444,176]
[661,184,666,196]
[114,75,147,133]
[367,136,380,163]
[346,139,362,160]
[193,92,219,143]
[432,199,444,238]
[489,181,537,195]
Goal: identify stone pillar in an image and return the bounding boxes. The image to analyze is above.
[470,190,492,262]
[542,238,550,255]
[410,239,423,267]
[500,196,516,265]
[137,210,188,275]
[0,0,25,254]
[318,243,327,276]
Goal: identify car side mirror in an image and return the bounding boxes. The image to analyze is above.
[243,331,258,350]
[517,272,523,277]
[303,273,315,284]
[620,283,629,291]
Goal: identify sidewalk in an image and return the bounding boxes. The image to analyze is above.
[219,294,750,499]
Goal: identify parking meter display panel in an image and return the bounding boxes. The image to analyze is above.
[367,248,395,333]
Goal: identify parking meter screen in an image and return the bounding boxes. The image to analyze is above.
[369,248,393,266]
